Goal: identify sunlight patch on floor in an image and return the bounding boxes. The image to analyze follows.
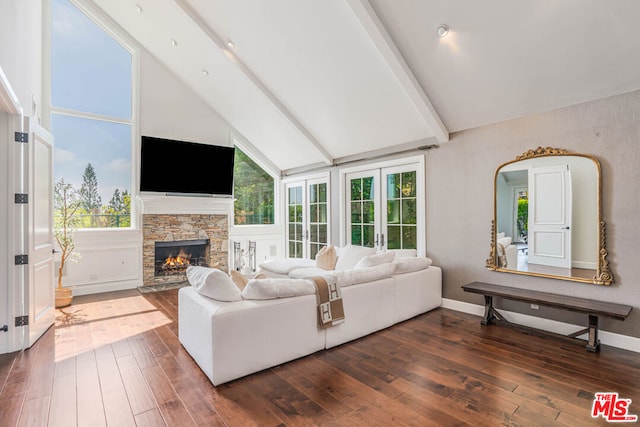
[54,293,171,362]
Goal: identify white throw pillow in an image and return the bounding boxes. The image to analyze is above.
[242,278,316,300]
[392,257,433,274]
[186,266,242,302]
[354,251,395,269]
[497,237,512,248]
[334,245,377,271]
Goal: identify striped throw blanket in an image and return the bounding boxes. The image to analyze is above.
[309,276,345,329]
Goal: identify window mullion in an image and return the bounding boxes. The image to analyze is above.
[51,106,132,125]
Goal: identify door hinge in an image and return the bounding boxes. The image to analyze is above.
[14,255,29,265]
[14,132,28,143]
[14,193,28,204]
[15,316,28,327]
[0,325,8,332]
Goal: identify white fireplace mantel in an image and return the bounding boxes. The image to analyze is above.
[137,194,233,216]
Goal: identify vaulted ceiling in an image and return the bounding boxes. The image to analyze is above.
[92,0,640,173]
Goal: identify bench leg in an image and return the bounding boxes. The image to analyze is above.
[586,314,601,352]
[481,295,505,326]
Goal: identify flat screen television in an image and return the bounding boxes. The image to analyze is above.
[140,135,235,196]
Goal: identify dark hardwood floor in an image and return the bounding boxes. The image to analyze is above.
[0,288,638,426]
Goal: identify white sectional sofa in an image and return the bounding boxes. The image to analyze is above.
[178,248,442,386]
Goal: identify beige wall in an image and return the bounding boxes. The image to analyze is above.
[426,89,640,338]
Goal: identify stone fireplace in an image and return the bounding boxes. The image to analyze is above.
[142,214,228,286]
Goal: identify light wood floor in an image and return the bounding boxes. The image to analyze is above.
[0,288,638,426]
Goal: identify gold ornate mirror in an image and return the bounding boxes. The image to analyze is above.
[486,147,613,285]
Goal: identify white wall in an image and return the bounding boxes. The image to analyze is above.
[139,51,233,146]
[0,0,43,122]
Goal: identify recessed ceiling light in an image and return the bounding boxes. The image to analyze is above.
[202,69,210,76]
[436,24,449,38]
[135,4,143,13]
[171,39,178,47]
[226,40,235,49]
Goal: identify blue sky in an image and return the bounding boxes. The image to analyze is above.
[51,0,132,204]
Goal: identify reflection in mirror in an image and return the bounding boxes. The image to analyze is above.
[487,147,613,285]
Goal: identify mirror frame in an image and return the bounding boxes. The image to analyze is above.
[486,146,613,285]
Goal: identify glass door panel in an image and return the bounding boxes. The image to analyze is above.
[308,181,328,259]
[287,185,304,258]
[346,172,379,248]
[383,168,417,250]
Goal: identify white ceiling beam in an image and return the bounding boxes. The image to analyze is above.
[172,0,334,166]
[346,0,449,143]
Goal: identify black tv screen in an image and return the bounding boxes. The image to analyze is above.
[140,136,235,196]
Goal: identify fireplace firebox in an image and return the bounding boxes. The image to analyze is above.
[154,239,209,276]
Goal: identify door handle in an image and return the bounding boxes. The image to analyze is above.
[52,249,60,254]
[380,234,385,248]
[561,226,570,230]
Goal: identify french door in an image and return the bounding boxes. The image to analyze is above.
[285,177,329,259]
[344,160,423,253]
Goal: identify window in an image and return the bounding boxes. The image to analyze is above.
[285,176,329,259]
[51,0,134,228]
[233,147,275,225]
[343,157,424,253]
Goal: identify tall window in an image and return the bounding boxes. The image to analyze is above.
[51,0,133,228]
[233,147,275,225]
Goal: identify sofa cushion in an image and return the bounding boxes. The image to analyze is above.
[186,266,242,302]
[259,258,316,274]
[242,278,316,300]
[392,257,433,274]
[389,249,418,258]
[335,245,377,271]
[335,262,396,287]
[354,251,395,269]
[289,267,336,280]
[315,245,337,270]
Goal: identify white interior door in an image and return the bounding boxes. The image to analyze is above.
[24,119,55,347]
[528,164,572,268]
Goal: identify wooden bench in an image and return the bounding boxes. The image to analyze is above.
[462,282,632,352]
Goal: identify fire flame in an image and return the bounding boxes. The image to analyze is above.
[161,250,192,271]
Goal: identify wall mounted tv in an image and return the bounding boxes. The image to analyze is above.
[140,135,235,196]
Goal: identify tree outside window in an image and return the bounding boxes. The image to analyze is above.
[233,147,275,225]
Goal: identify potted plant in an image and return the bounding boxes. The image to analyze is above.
[54,179,81,308]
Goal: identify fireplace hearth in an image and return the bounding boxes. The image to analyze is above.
[154,239,209,276]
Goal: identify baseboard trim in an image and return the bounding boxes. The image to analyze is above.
[442,298,640,353]
[70,280,141,296]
